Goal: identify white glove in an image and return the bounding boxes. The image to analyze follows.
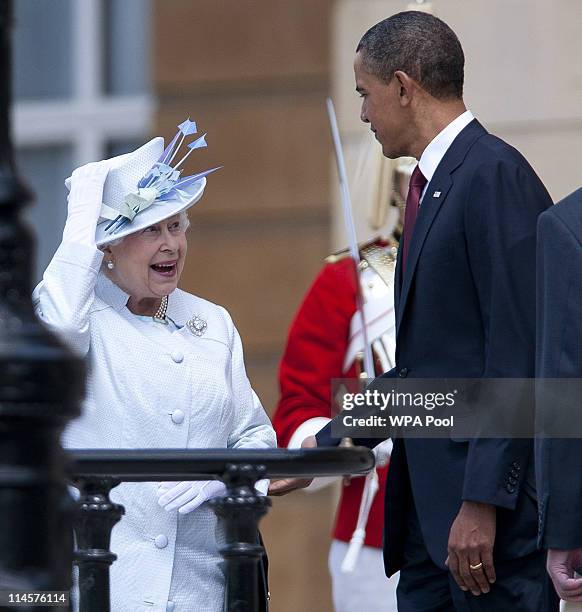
[157,478,269,514]
[254,479,269,496]
[62,159,116,247]
[372,439,393,467]
[157,480,227,514]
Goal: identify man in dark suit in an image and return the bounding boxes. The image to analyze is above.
[270,11,558,610]
[536,187,582,603]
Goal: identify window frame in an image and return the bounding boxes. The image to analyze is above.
[13,0,154,164]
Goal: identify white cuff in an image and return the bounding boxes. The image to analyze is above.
[287,417,338,493]
[287,417,331,449]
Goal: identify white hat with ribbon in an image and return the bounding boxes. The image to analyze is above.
[95,118,220,246]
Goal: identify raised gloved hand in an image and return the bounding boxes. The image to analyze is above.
[62,158,120,247]
[157,480,227,515]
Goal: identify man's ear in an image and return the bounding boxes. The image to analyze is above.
[394,70,415,107]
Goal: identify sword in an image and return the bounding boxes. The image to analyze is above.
[326,98,375,378]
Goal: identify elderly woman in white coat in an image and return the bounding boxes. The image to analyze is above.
[33,121,276,612]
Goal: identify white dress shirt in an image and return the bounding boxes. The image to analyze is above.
[418,109,475,203]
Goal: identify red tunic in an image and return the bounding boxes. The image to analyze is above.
[273,257,388,548]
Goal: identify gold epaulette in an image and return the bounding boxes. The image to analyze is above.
[360,241,398,287]
[324,236,398,264]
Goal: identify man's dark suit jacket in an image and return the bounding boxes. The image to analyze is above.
[317,119,553,576]
[536,187,582,550]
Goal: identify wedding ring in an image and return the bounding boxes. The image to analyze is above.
[469,562,483,571]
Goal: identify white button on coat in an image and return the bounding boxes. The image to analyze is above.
[166,602,175,611]
[171,351,184,363]
[171,409,185,424]
[155,534,168,549]
[41,243,276,611]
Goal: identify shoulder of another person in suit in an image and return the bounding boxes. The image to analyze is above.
[552,188,582,221]
[539,189,582,236]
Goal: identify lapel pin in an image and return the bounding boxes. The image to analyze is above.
[433,191,441,198]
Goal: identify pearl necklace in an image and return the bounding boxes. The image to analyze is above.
[153,295,169,324]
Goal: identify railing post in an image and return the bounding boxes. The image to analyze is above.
[0,0,85,606]
[211,464,271,612]
[72,477,124,612]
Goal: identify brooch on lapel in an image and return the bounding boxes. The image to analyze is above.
[186,315,207,337]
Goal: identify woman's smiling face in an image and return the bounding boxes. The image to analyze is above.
[105,213,188,301]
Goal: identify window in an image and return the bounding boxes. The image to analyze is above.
[13,0,154,281]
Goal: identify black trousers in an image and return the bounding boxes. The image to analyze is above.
[396,505,559,612]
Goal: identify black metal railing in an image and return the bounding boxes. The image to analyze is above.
[68,447,374,612]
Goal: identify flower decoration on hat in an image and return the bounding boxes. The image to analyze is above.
[104,119,221,236]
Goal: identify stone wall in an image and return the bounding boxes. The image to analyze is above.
[153,2,337,610]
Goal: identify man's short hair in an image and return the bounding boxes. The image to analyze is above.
[356,11,464,100]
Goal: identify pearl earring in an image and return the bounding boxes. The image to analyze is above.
[107,260,114,270]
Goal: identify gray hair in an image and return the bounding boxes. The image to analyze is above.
[101,210,190,248]
[99,210,191,268]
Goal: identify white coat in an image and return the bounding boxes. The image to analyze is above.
[34,241,277,612]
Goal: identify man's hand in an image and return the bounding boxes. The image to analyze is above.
[445,501,496,596]
[547,548,582,601]
[268,435,317,496]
